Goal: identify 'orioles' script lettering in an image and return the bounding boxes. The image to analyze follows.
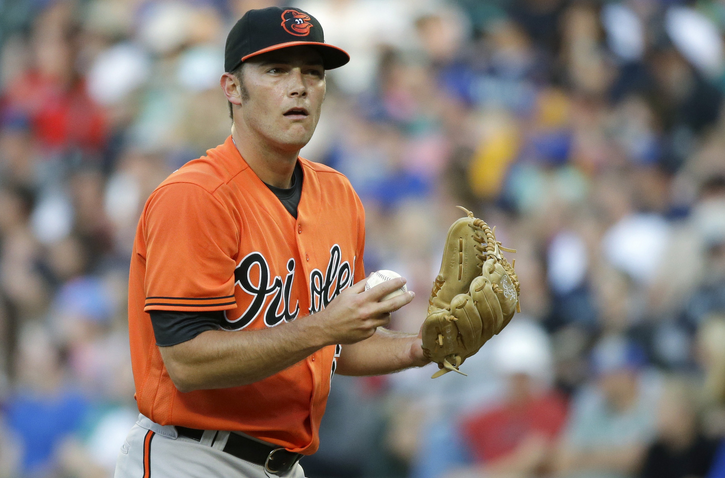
[309,244,353,314]
[224,245,354,330]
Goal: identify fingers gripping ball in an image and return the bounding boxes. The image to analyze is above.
[365,270,408,301]
[422,206,520,378]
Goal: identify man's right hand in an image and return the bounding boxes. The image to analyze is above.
[310,275,414,345]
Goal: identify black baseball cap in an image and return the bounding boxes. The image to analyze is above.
[224,6,350,72]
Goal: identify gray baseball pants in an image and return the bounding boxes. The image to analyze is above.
[114,415,306,478]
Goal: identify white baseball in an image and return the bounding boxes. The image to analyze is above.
[365,270,408,301]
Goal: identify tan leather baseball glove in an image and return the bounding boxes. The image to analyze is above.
[422,206,520,378]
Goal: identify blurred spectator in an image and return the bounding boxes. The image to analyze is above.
[553,335,661,478]
[681,176,725,330]
[444,319,568,478]
[639,375,719,478]
[0,183,48,322]
[695,314,725,438]
[3,2,108,157]
[4,323,90,477]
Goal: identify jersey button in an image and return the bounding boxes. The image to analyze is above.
[298,225,302,234]
[306,254,310,262]
[311,356,315,362]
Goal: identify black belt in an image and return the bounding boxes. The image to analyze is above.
[175,426,302,475]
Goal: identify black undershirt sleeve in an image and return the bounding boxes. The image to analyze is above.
[150,310,227,347]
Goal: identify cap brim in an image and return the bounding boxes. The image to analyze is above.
[241,41,350,70]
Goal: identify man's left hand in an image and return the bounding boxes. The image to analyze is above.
[407,330,431,367]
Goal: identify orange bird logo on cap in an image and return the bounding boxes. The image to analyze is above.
[281,9,313,36]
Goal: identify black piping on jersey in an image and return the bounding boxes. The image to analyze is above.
[145,301,236,308]
[146,294,235,300]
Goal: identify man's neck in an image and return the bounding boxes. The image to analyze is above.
[231,126,299,189]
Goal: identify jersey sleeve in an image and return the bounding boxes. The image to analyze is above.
[142,182,239,312]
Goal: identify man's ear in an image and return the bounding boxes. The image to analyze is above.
[220,73,243,106]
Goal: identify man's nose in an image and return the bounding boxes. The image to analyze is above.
[288,69,307,97]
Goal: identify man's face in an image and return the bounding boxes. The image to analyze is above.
[598,369,638,409]
[237,46,326,153]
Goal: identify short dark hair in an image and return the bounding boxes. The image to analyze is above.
[228,63,250,120]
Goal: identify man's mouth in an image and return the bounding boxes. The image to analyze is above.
[283,107,309,118]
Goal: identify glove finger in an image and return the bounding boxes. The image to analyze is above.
[470,276,494,345]
[496,273,518,329]
[480,259,518,332]
[421,308,460,364]
[483,284,506,334]
[480,261,502,331]
[450,293,482,355]
[499,300,516,330]
[472,279,505,335]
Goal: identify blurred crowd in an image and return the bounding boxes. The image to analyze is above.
[1,0,725,477]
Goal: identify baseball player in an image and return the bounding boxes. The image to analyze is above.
[115,7,429,478]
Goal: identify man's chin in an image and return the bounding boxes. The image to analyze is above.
[277,132,315,153]
[270,139,310,156]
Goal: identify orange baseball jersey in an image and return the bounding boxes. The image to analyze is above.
[127,136,366,455]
